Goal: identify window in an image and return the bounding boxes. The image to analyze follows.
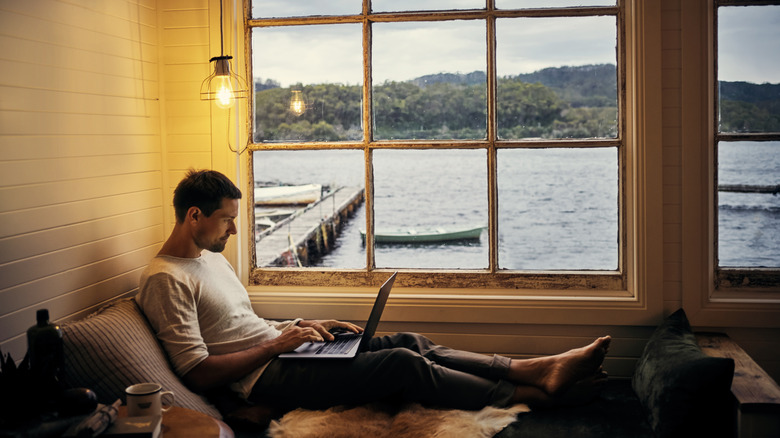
[715,1,780,289]
[247,1,627,290]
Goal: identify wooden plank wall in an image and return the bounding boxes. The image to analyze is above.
[0,0,166,362]
[158,0,214,237]
[660,0,684,315]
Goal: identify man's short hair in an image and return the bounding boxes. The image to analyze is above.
[173,169,242,222]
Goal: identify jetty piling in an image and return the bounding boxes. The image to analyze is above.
[255,186,364,267]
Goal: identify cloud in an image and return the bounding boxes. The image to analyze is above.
[496,16,616,74]
[252,24,363,87]
[372,21,486,83]
[718,5,780,84]
[251,5,780,88]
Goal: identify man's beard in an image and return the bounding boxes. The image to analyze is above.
[196,233,228,253]
[207,238,228,253]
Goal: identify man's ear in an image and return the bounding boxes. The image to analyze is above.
[186,206,202,225]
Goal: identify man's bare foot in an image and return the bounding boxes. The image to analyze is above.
[510,371,608,409]
[511,385,554,409]
[508,336,611,396]
[554,370,608,407]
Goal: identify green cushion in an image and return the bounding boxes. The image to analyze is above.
[632,309,734,438]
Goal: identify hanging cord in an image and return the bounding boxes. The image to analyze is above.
[219,0,225,56]
[226,107,248,155]
[220,0,246,155]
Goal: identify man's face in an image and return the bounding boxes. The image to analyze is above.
[193,198,239,253]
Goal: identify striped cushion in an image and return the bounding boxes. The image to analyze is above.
[61,298,221,418]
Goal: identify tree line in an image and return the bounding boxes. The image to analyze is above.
[252,65,779,142]
[719,81,780,132]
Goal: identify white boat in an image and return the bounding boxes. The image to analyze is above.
[360,226,486,243]
[254,184,322,206]
[254,208,296,222]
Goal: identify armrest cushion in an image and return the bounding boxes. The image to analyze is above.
[60,298,222,419]
[632,309,735,438]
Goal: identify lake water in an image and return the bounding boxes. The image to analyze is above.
[254,143,779,270]
[718,141,780,267]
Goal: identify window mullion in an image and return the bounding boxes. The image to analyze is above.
[363,13,375,269]
[486,10,498,272]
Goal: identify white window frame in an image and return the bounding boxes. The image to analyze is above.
[680,0,780,328]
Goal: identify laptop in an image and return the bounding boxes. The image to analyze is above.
[278,272,397,359]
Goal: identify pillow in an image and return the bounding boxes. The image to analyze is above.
[632,309,734,438]
[60,298,222,419]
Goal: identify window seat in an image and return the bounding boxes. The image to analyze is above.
[59,301,779,438]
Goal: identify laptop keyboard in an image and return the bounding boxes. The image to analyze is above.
[317,334,359,354]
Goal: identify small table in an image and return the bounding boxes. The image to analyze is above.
[118,406,233,438]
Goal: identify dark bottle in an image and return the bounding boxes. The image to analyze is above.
[27,309,64,382]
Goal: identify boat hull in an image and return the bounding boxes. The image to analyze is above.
[255,184,321,206]
[360,226,485,243]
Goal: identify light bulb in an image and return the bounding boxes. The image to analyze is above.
[214,74,234,109]
[290,90,305,115]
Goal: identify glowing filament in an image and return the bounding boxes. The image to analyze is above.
[290,90,306,116]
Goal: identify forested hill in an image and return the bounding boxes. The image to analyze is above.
[720,81,780,103]
[412,71,486,88]
[409,66,779,132]
[513,64,617,107]
[252,64,779,141]
[719,81,780,132]
[412,64,617,107]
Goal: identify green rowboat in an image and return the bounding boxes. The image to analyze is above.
[360,226,486,243]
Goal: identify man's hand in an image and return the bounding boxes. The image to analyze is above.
[297,320,364,341]
[182,320,364,391]
[183,326,323,391]
[271,325,325,353]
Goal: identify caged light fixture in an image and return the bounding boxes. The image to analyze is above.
[200,0,248,109]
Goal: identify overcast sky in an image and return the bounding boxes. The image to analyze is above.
[251,2,779,87]
[718,6,780,84]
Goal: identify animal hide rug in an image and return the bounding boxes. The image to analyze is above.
[267,403,530,438]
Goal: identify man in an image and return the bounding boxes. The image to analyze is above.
[136,169,611,412]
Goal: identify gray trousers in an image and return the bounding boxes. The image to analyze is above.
[249,332,516,410]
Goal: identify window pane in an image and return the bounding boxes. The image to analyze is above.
[718,6,780,134]
[253,150,365,268]
[498,148,618,270]
[251,0,358,18]
[252,25,363,142]
[496,0,615,8]
[717,141,780,268]
[372,150,488,269]
[496,16,617,139]
[372,0,484,12]
[372,21,487,140]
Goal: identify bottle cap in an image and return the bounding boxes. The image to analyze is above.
[37,308,49,322]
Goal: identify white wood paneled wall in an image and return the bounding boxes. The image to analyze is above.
[0,0,231,364]
[0,0,166,362]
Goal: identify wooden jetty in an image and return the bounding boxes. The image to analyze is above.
[718,184,780,195]
[255,186,364,267]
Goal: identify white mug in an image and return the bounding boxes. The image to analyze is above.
[125,383,174,417]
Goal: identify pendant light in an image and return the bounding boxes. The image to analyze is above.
[200,0,248,109]
[289,89,307,116]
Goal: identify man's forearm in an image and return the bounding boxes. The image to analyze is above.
[183,341,280,392]
[182,325,325,392]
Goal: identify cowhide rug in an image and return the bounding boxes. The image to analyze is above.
[266,403,530,438]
